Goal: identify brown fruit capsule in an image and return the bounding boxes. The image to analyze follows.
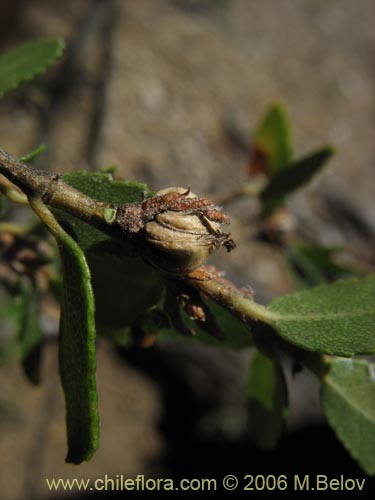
[139,188,235,275]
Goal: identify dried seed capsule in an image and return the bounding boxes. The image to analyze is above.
[139,187,235,275]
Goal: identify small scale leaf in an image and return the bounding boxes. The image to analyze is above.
[20,144,46,164]
[0,38,65,97]
[250,103,292,177]
[322,358,375,475]
[267,275,375,357]
[247,350,288,449]
[260,146,334,216]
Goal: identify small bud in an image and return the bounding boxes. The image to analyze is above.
[138,187,235,275]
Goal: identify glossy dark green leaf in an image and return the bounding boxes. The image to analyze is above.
[322,358,375,475]
[247,350,288,449]
[260,147,334,216]
[267,275,375,357]
[0,38,65,97]
[15,277,43,385]
[251,103,292,176]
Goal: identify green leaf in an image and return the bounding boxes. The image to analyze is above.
[15,277,44,385]
[267,275,375,357]
[88,253,164,331]
[251,103,292,176]
[247,350,288,449]
[322,358,375,475]
[260,146,334,216]
[57,171,148,251]
[30,198,99,464]
[58,231,99,463]
[285,243,355,288]
[19,143,46,164]
[0,38,65,97]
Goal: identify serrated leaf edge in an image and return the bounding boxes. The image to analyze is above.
[0,38,65,96]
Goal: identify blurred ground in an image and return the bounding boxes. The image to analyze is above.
[0,341,161,499]
[0,0,374,498]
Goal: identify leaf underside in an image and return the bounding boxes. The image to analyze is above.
[58,233,99,464]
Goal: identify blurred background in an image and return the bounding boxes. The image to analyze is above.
[0,0,374,498]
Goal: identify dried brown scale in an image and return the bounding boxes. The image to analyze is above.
[186,303,206,322]
[202,209,230,224]
[239,286,254,299]
[116,203,143,233]
[164,285,194,337]
[188,266,224,281]
[185,295,225,340]
[165,278,225,339]
[115,190,228,235]
[140,191,220,221]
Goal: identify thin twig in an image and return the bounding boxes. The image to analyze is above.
[0,148,112,228]
[186,267,271,324]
